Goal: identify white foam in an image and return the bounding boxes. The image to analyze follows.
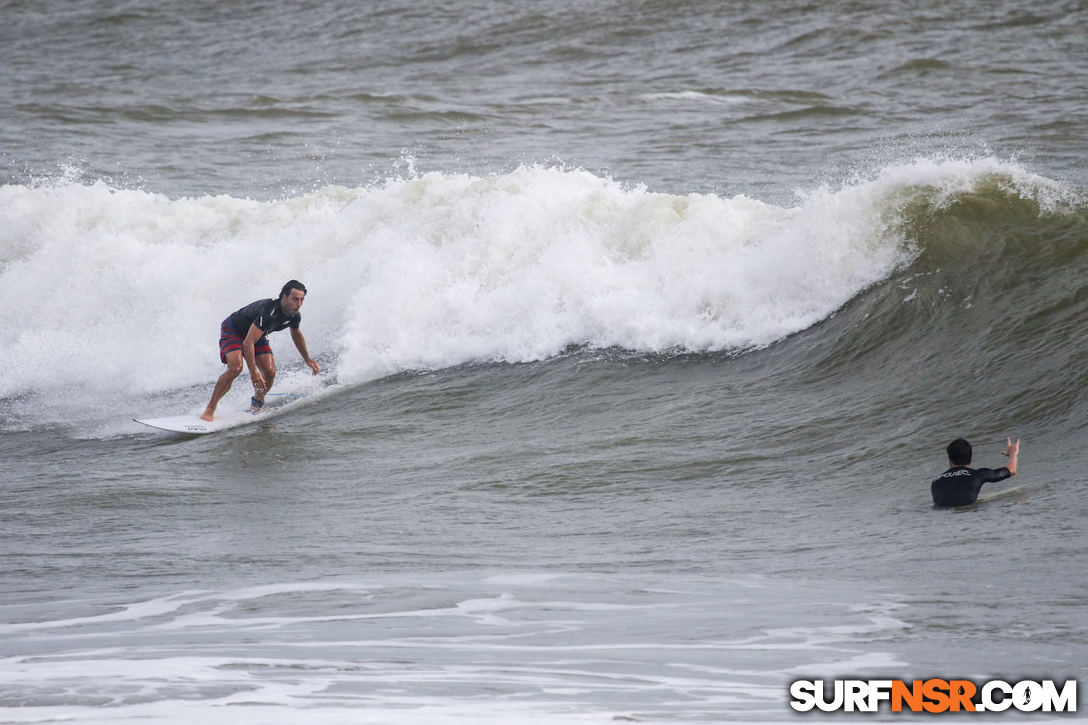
[0,571,913,723]
[3,159,1057,418]
[0,591,201,634]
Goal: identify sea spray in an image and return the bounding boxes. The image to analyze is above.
[4,159,1068,404]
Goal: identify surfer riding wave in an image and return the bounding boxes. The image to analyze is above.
[201,280,320,421]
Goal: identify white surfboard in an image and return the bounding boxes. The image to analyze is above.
[134,393,306,435]
[973,483,1030,503]
[133,410,256,434]
[954,483,1030,509]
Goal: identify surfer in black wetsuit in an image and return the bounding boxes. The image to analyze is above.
[201,280,320,421]
[931,437,1019,507]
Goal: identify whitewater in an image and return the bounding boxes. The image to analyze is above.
[3,157,1069,424]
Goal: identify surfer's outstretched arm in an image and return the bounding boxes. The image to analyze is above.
[1002,437,1020,475]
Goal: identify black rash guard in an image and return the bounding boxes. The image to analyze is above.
[227,298,301,337]
[931,466,1011,507]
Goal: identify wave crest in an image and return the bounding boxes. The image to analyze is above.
[1,158,1079,400]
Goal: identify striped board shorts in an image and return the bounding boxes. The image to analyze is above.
[219,319,272,363]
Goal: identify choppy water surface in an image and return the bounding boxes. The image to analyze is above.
[2,1,1086,721]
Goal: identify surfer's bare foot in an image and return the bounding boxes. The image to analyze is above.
[200,409,214,422]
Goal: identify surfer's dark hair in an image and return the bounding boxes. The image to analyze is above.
[280,280,307,298]
[947,438,972,466]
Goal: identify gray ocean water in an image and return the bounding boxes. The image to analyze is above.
[2,1,1087,722]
